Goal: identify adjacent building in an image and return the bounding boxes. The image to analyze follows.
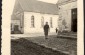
[57,0,77,32]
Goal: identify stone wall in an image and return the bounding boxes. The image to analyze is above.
[58,1,77,32]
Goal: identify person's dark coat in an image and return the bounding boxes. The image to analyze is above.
[44,24,49,36]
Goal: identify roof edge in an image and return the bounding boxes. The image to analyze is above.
[56,0,77,5]
[56,1,77,5]
[24,11,59,15]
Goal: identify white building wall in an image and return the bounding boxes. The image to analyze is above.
[58,1,77,31]
[24,12,59,33]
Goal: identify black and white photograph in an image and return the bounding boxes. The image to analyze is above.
[2,0,84,55]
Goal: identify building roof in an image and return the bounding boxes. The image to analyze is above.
[57,0,77,4]
[14,0,58,15]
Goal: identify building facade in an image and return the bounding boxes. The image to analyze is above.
[11,0,59,34]
[57,0,77,32]
[24,12,59,33]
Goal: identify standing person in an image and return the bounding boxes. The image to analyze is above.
[44,22,50,39]
[55,28,58,36]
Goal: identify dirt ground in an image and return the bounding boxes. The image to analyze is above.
[11,38,68,55]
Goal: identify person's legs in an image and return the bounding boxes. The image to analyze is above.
[45,35,48,39]
[56,29,58,37]
[56,31,58,37]
[44,31,49,39]
[44,32,47,39]
[45,35,47,39]
[46,31,48,39]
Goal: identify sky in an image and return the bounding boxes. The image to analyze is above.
[38,0,58,4]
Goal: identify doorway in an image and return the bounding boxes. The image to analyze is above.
[14,25,19,31]
[13,25,22,34]
[71,8,77,32]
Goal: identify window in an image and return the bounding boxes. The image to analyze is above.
[50,17,53,28]
[31,15,35,27]
[41,16,44,27]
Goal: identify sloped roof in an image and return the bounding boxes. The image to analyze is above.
[16,0,58,15]
[57,0,77,4]
[11,14,20,20]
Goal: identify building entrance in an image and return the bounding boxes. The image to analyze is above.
[13,25,21,34]
[71,8,77,32]
[14,25,19,31]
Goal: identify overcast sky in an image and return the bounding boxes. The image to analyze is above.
[38,0,58,4]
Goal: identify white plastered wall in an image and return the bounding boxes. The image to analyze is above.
[24,12,59,33]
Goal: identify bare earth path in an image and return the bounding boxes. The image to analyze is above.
[24,35,77,55]
[11,38,68,55]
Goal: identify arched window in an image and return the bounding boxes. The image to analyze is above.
[41,16,44,27]
[50,17,53,28]
[31,15,35,27]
